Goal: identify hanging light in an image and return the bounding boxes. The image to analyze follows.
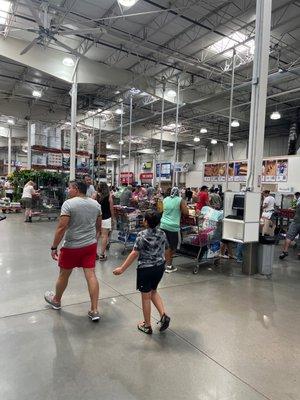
[270,111,281,120]
[32,90,42,98]
[167,89,177,97]
[118,0,139,7]
[119,140,124,145]
[227,142,234,147]
[62,57,75,67]
[106,144,112,149]
[200,128,207,134]
[7,118,14,125]
[97,108,102,113]
[130,87,141,95]
[231,120,240,127]
[160,148,165,153]
[193,137,200,142]
[122,155,126,159]
[115,108,124,115]
[211,139,217,144]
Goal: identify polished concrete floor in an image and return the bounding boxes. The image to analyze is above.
[1,214,300,400]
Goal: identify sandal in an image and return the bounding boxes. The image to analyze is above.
[137,321,152,335]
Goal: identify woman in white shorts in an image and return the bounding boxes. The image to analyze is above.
[96,182,115,261]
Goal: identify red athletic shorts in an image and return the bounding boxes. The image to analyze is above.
[58,243,97,269]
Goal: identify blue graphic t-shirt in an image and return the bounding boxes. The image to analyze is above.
[134,228,168,269]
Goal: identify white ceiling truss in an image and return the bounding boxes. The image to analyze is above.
[0,0,299,153]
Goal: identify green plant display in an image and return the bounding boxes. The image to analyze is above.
[9,170,67,201]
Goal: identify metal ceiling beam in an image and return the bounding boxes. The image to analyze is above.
[0,36,149,87]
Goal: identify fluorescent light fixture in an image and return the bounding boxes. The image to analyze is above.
[106,144,112,149]
[160,148,165,153]
[7,118,14,125]
[163,123,182,131]
[167,89,177,97]
[119,140,124,145]
[194,137,200,142]
[211,139,218,144]
[118,0,139,7]
[130,87,141,95]
[231,120,240,127]
[227,142,234,147]
[0,1,11,26]
[114,90,120,95]
[200,128,207,134]
[270,111,281,120]
[32,90,42,98]
[62,57,75,67]
[115,108,124,115]
[108,154,119,159]
[209,31,255,58]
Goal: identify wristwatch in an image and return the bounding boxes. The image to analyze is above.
[51,247,57,251]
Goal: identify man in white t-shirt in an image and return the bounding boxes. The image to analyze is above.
[84,174,96,198]
[262,190,275,219]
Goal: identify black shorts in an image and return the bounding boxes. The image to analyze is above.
[162,229,179,251]
[136,264,165,293]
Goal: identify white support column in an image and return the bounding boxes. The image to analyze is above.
[158,81,166,189]
[172,78,181,187]
[70,74,78,181]
[128,95,133,184]
[118,102,124,187]
[91,117,95,179]
[246,0,272,192]
[225,51,236,190]
[27,121,32,170]
[7,126,12,175]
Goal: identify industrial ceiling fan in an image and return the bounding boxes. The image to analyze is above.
[19,0,106,56]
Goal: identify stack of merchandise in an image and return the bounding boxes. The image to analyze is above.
[48,153,63,167]
[62,129,71,150]
[48,127,61,150]
[77,132,90,153]
[31,123,48,147]
[32,154,47,166]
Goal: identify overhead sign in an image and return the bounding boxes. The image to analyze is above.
[156,163,172,181]
[120,172,134,184]
[140,172,153,180]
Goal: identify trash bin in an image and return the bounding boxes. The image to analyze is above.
[257,236,276,276]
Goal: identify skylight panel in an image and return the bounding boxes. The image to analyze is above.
[209,31,255,58]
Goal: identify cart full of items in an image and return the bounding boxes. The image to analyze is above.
[0,197,22,214]
[30,188,60,221]
[179,206,223,274]
[113,206,144,254]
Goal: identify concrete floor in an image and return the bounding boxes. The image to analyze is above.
[1,214,300,400]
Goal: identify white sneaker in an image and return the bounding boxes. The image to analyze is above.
[165,266,177,273]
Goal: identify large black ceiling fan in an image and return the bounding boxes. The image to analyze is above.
[19,0,106,56]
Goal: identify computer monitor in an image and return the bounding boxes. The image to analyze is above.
[232,194,245,210]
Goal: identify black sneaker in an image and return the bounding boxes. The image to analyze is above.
[158,314,170,332]
[279,251,288,260]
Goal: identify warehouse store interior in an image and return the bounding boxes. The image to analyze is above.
[1,0,300,399]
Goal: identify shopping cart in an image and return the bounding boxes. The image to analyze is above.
[178,215,222,274]
[31,195,60,221]
[113,206,144,254]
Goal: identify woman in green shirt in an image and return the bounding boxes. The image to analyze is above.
[160,187,189,273]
